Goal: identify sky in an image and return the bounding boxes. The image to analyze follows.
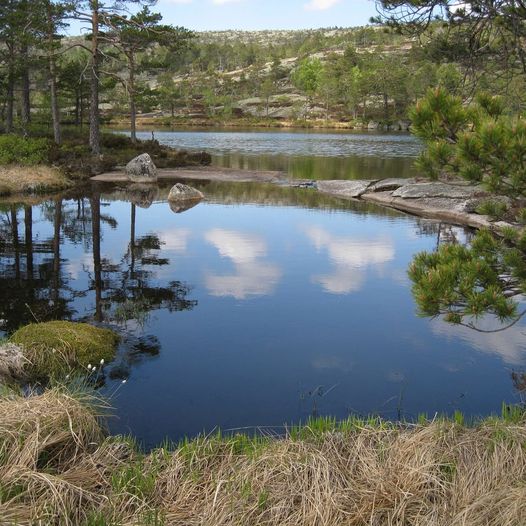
[69,0,378,34]
[157,0,377,31]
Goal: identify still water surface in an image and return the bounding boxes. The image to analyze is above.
[131,129,421,180]
[1,181,525,448]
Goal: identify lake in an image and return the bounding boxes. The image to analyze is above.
[1,130,525,448]
[130,128,421,180]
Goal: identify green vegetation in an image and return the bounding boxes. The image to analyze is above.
[0,135,50,165]
[1,386,526,525]
[10,321,119,380]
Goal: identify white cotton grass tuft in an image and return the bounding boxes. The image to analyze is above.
[100,359,105,365]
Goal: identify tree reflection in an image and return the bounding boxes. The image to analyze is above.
[0,201,74,331]
[0,193,198,380]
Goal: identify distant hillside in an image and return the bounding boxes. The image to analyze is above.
[60,25,471,129]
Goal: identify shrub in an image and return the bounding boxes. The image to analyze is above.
[0,135,50,165]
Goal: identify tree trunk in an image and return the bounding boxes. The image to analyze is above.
[6,59,15,133]
[129,54,137,144]
[89,1,101,155]
[20,45,31,132]
[47,3,61,144]
[75,92,80,126]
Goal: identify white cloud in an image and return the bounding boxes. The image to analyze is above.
[204,229,282,299]
[304,0,341,11]
[212,0,243,4]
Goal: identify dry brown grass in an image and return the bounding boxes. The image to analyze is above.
[0,388,131,525]
[0,165,70,195]
[1,390,526,526]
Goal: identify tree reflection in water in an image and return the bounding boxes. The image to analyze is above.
[0,191,198,381]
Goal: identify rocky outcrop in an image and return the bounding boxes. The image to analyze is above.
[317,179,512,230]
[126,153,158,183]
[370,178,415,193]
[167,183,204,203]
[392,182,481,200]
[316,180,375,199]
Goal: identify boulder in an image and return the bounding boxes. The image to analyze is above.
[0,343,26,383]
[167,183,204,203]
[126,153,158,183]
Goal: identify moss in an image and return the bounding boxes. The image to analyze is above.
[10,321,119,380]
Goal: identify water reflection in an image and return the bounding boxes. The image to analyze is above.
[304,225,395,294]
[431,315,526,366]
[204,229,282,299]
[1,182,526,445]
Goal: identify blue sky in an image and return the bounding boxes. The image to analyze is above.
[70,0,378,34]
[157,0,377,31]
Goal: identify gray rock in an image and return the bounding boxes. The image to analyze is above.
[167,183,204,203]
[398,120,411,132]
[392,182,480,200]
[317,180,376,199]
[369,178,415,193]
[0,343,26,383]
[367,121,380,130]
[126,153,158,183]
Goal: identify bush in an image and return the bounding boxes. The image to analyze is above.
[0,135,50,165]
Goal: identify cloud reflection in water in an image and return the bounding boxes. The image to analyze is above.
[304,226,395,294]
[204,229,282,299]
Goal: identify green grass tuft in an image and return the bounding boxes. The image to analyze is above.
[10,321,119,381]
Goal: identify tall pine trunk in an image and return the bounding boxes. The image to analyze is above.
[128,54,137,144]
[47,2,61,144]
[89,1,101,155]
[20,45,31,132]
[6,58,15,133]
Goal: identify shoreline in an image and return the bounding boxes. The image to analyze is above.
[92,166,506,231]
[1,384,525,525]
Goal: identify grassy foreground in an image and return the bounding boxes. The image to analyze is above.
[1,388,526,525]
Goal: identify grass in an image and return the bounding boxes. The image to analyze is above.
[1,386,526,525]
[9,321,119,381]
[0,165,70,196]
